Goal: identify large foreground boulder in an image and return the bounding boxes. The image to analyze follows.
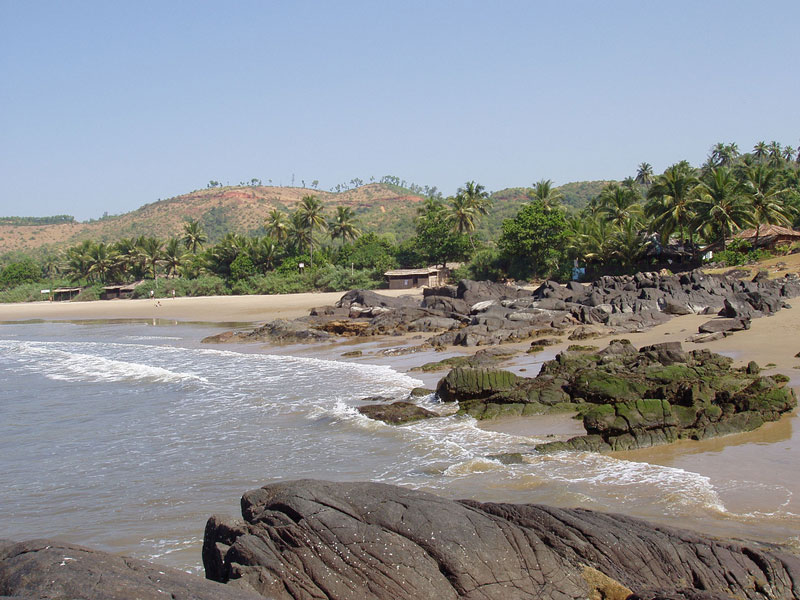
[204,479,800,600]
[0,539,262,600]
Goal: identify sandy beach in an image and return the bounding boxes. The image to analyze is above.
[0,288,423,324]
[3,284,800,376]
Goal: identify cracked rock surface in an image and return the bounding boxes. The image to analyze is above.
[203,479,800,599]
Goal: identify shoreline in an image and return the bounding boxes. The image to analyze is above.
[0,288,423,324]
[3,286,800,552]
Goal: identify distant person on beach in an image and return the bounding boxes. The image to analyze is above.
[172,289,176,299]
[149,290,154,299]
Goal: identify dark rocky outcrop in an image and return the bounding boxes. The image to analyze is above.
[204,270,800,348]
[203,479,800,600]
[0,539,263,600]
[202,319,331,344]
[357,401,438,425]
[411,347,519,372]
[436,340,796,451]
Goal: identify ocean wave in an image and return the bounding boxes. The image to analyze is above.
[1,341,207,384]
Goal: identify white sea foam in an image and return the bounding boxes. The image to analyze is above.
[1,340,207,384]
[543,452,727,514]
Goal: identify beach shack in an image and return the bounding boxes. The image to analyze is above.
[731,224,800,250]
[52,286,81,301]
[102,281,143,300]
[384,267,445,289]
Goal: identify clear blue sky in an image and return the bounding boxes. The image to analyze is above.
[2,1,798,221]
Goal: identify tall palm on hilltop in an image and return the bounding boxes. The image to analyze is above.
[645,162,699,247]
[458,180,491,217]
[182,220,207,255]
[691,167,750,250]
[528,179,563,211]
[328,205,361,246]
[635,162,654,186]
[296,195,327,267]
[753,141,769,162]
[448,193,478,248]
[709,142,739,167]
[767,141,783,167]
[265,208,290,244]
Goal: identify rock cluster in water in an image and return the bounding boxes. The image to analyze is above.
[202,269,800,347]
[435,340,796,452]
[202,479,800,600]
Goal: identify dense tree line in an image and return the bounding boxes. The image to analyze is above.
[2,139,799,299]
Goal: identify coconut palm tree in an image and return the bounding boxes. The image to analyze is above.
[753,141,769,162]
[265,208,290,244]
[691,167,751,250]
[741,164,793,246]
[767,141,783,167]
[528,179,563,211]
[182,220,207,254]
[86,242,117,284]
[249,236,279,273]
[63,240,94,282]
[645,162,699,247]
[163,238,184,278]
[295,195,327,267]
[598,183,642,228]
[582,217,618,268]
[288,211,313,257]
[709,142,740,167]
[458,180,491,216]
[139,237,163,280]
[613,219,650,269]
[328,205,361,246]
[448,193,478,248]
[635,162,654,186]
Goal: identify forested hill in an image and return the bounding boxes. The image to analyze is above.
[0,180,608,257]
[0,183,425,255]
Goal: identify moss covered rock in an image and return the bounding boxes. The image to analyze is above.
[435,340,797,453]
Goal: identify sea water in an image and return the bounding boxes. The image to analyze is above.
[1,320,798,573]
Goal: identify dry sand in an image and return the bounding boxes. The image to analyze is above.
[0,288,422,324]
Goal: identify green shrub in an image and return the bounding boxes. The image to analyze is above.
[0,259,42,289]
[454,248,506,281]
[0,282,54,303]
[74,284,104,302]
